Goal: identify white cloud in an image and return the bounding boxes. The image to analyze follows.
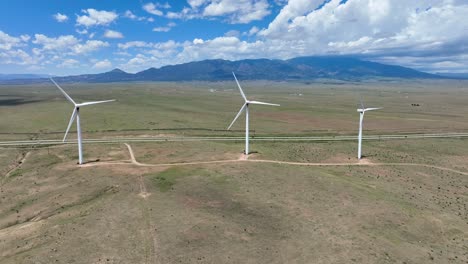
[33,34,109,56]
[76,9,118,27]
[193,38,204,44]
[246,26,259,36]
[124,10,138,20]
[203,0,270,23]
[0,31,25,50]
[104,30,124,39]
[188,0,208,8]
[20,35,30,42]
[58,58,80,68]
[252,0,468,72]
[33,34,79,51]
[124,10,149,21]
[225,30,240,38]
[76,29,88,35]
[143,3,163,16]
[165,0,270,23]
[152,22,177,32]
[72,40,109,54]
[158,2,171,9]
[53,13,69,23]
[153,27,171,32]
[92,59,112,69]
[0,49,38,66]
[118,41,153,50]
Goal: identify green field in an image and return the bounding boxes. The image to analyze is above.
[1,79,468,140]
[1,80,467,263]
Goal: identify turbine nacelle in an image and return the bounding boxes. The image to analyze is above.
[51,78,115,164]
[227,72,279,130]
[357,102,382,160]
[228,72,279,155]
[357,107,382,113]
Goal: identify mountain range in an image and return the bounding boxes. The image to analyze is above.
[0,73,52,80]
[0,56,450,84]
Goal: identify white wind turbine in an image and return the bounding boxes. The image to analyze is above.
[51,78,115,165]
[357,100,382,160]
[227,72,279,155]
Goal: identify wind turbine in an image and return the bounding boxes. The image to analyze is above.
[357,100,382,160]
[227,72,279,155]
[51,78,115,165]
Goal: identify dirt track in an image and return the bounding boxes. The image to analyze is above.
[79,143,468,176]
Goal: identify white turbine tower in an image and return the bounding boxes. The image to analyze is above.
[51,78,115,165]
[227,72,279,155]
[357,100,382,160]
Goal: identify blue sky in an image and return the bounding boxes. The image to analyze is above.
[0,0,467,75]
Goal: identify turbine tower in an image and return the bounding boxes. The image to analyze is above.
[51,78,115,165]
[227,72,279,155]
[357,100,382,160]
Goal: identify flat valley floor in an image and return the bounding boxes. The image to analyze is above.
[0,80,467,263]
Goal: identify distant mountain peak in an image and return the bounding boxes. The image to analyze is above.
[109,68,126,74]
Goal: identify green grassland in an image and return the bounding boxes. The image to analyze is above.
[0,80,468,263]
[1,79,468,141]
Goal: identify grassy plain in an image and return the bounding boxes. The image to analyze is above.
[0,80,467,263]
[1,79,468,141]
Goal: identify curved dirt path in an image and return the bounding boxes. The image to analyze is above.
[80,143,468,176]
[2,151,31,184]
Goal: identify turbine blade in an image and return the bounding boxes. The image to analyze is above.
[50,78,76,105]
[359,98,365,109]
[227,103,247,130]
[232,72,247,102]
[77,99,116,106]
[249,100,280,106]
[63,108,77,142]
[364,107,382,112]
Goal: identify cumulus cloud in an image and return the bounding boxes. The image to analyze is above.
[153,27,171,32]
[188,0,207,8]
[253,0,468,72]
[20,35,30,42]
[104,30,124,39]
[152,22,176,32]
[143,3,164,16]
[118,40,183,72]
[72,40,109,54]
[0,31,111,71]
[124,10,153,22]
[33,34,79,51]
[124,10,140,20]
[166,0,271,23]
[76,9,118,27]
[117,0,468,74]
[58,58,80,68]
[53,13,69,22]
[76,29,88,35]
[203,0,270,23]
[3,0,468,74]
[32,34,109,56]
[246,26,259,36]
[0,31,24,50]
[118,41,153,50]
[0,49,38,66]
[92,59,112,69]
